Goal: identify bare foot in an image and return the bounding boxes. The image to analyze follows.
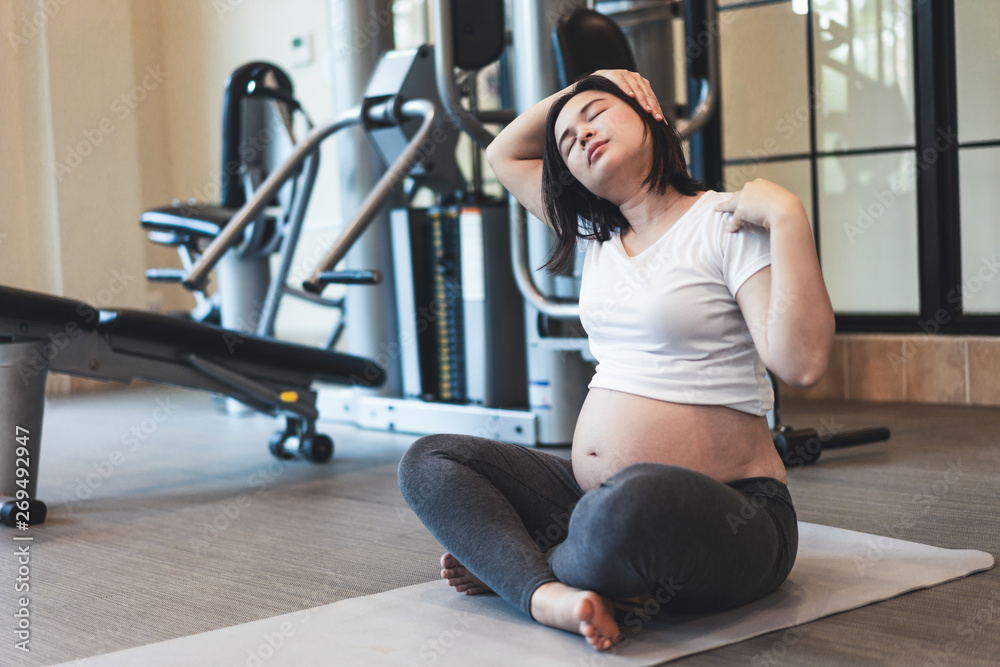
[440,552,494,595]
[529,582,622,651]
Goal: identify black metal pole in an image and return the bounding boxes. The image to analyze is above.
[685,0,723,190]
[912,0,961,330]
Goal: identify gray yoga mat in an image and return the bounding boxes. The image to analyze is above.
[49,522,994,667]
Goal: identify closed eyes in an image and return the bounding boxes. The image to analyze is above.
[561,109,606,158]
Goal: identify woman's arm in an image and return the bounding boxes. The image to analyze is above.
[484,86,565,223]
[719,179,836,387]
[485,70,662,225]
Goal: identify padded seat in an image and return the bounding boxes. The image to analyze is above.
[0,285,100,331]
[97,309,385,387]
[140,203,278,246]
[552,8,637,87]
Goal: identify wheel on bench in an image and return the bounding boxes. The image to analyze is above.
[268,426,334,463]
[269,430,297,461]
[0,499,48,528]
[302,434,334,463]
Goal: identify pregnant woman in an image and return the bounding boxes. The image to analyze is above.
[398,70,835,650]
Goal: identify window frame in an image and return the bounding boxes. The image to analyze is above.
[714,0,1000,334]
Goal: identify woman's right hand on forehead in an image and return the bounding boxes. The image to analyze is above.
[592,70,664,122]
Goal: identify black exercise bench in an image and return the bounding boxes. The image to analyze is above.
[0,284,385,527]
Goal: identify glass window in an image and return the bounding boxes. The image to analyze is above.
[724,158,814,225]
[954,0,1000,143]
[811,0,915,152]
[719,3,810,160]
[959,147,1000,314]
[954,0,1000,316]
[393,0,428,49]
[818,151,919,313]
[711,1,999,326]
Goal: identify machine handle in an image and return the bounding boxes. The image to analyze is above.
[182,107,364,293]
[824,427,892,450]
[432,0,497,150]
[316,270,383,285]
[145,268,185,283]
[774,426,891,466]
[509,199,581,319]
[303,99,438,294]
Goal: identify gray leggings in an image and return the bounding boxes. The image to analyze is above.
[398,434,797,618]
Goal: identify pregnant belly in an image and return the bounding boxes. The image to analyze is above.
[571,388,787,492]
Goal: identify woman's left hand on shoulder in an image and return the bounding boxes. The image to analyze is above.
[715,179,804,233]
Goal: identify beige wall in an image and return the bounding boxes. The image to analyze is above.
[1,0,64,295]
[45,0,148,309]
[129,1,178,310]
[1,0,341,320]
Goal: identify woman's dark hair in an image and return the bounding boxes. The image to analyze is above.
[540,75,703,273]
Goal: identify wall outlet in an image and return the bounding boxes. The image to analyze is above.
[290,33,314,67]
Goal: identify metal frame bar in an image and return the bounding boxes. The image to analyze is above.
[673,0,719,139]
[256,150,322,337]
[317,390,539,446]
[431,0,498,149]
[303,100,438,293]
[957,140,1000,150]
[722,144,922,166]
[913,0,963,331]
[716,0,790,9]
[685,0,724,189]
[804,0,821,266]
[508,199,581,319]
[183,108,364,293]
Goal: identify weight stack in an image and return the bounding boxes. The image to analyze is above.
[429,206,466,402]
[391,204,526,409]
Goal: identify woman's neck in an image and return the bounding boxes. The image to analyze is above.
[617,187,698,239]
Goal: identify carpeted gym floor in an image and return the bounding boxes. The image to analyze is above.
[1,386,998,666]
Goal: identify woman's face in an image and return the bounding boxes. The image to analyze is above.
[552,89,650,202]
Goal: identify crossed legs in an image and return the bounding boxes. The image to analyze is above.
[397,434,797,650]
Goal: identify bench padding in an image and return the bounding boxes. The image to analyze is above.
[0,285,100,331]
[99,309,384,387]
[0,285,384,388]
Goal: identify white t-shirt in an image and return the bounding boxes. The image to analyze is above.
[577,190,774,416]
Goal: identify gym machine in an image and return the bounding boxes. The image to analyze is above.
[0,46,461,527]
[141,61,332,341]
[314,0,889,458]
[308,0,722,446]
